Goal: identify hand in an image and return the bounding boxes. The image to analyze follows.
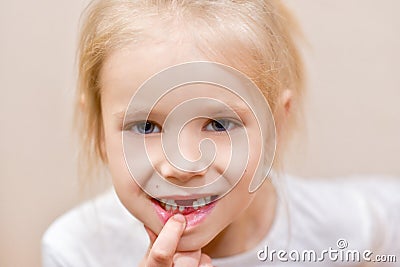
[140,214,213,267]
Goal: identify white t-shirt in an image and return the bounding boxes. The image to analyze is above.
[42,174,400,266]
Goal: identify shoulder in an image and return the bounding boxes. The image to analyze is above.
[280,173,400,254]
[42,188,148,267]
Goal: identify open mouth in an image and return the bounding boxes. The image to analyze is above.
[157,195,219,213]
[151,195,219,227]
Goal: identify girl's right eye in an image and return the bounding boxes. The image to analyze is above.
[129,121,161,134]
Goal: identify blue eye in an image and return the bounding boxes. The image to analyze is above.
[204,119,236,132]
[130,121,161,134]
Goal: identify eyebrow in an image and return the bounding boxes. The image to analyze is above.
[113,102,251,121]
[208,104,250,116]
[113,107,151,121]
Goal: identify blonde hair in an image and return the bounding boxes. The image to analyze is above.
[75,0,306,183]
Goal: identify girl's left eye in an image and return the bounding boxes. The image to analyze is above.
[204,119,237,132]
[130,121,161,134]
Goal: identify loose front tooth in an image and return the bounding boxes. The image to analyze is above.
[205,196,211,203]
[178,206,185,212]
[193,201,199,210]
[166,204,172,211]
[172,205,177,211]
[197,198,206,207]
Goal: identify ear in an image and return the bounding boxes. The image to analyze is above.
[280,89,292,116]
[98,104,108,164]
[274,89,293,137]
[99,129,108,164]
[79,93,86,111]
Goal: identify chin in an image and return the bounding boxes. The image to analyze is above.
[176,230,217,251]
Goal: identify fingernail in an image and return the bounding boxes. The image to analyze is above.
[172,213,186,225]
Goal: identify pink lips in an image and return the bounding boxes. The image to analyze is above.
[151,199,217,228]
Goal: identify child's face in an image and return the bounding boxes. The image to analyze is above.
[99,40,272,251]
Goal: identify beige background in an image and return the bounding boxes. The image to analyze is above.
[0,1,399,266]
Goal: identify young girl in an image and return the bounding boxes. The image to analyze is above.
[42,0,400,266]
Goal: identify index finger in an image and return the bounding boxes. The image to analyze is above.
[147,214,186,267]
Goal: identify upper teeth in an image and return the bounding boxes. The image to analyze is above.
[160,196,212,211]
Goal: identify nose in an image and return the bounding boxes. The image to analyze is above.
[158,160,207,185]
[156,123,209,185]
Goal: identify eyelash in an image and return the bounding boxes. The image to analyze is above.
[203,119,237,132]
[126,119,240,135]
[128,121,162,135]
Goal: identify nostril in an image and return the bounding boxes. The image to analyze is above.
[158,160,208,182]
[163,174,205,187]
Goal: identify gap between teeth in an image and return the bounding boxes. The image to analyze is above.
[161,196,212,211]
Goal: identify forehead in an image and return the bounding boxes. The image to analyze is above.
[99,41,253,114]
[100,40,198,102]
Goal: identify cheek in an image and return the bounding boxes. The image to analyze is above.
[217,130,262,178]
[104,127,143,197]
[247,123,263,163]
[141,138,164,165]
[212,139,231,174]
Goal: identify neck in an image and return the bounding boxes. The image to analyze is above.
[202,179,277,258]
